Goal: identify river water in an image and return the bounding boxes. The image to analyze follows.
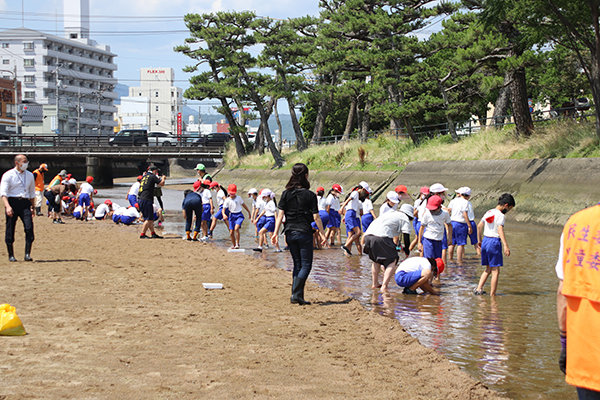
[97,184,574,400]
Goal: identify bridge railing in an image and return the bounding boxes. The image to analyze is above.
[0,134,227,153]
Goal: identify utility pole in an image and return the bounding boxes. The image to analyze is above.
[55,57,60,133]
[77,86,81,136]
[13,65,17,135]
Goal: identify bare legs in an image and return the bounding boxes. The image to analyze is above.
[476,266,500,296]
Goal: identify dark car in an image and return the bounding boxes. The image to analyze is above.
[108,129,149,146]
[192,133,233,147]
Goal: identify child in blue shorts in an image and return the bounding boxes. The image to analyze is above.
[394,257,444,295]
[340,181,372,256]
[222,184,252,249]
[447,187,472,266]
[418,195,452,260]
[474,193,515,296]
[325,184,342,246]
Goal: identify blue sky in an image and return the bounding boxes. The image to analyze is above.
[0,0,321,110]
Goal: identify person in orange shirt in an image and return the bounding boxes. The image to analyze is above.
[556,203,600,399]
[32,163,48,216]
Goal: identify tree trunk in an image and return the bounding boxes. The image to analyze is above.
[510,66,534,137]
[588,59,600,140]
[311,94,331,145]
[240,66,284,167]
[342,97,357,141]
[233,98,250,148]
[254,97,275,154]
[286,96,307,151]
[493,71,512,128]
[360,98,372,142]
[273,100,283,152]
[438,81,459,142]
[403,117,418,144]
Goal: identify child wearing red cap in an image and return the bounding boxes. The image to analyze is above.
[222,184,251,249]
[94,199,113,220]
[325,184,342,246]
[418,195,452,260]
[394,257,444,294]
[199,180,214,240]
[474,193,515,296]
[127,176,142,207]
[76,176,94,221]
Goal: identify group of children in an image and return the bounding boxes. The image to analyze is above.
[184,176,516,297]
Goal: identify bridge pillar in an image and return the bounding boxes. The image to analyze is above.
[86,156,113,187]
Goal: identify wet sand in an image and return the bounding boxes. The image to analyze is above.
[1,214,506,399]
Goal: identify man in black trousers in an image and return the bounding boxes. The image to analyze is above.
[0,154,36,262]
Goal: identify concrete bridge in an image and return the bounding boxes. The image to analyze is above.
[0,135,225,186]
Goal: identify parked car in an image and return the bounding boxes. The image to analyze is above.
[148,131,177,146]
[108,129,148,146]
[191,133,233,147]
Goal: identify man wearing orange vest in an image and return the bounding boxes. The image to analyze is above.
[32,163,48,216]
[556,203,600,399]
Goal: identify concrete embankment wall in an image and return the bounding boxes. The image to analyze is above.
[213,157,600,226]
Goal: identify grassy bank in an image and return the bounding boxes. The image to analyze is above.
[224,121,600,170]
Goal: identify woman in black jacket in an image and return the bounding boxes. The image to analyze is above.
[272,163,324,305]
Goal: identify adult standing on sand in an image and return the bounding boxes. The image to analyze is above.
[1,154,36,262]
[138,166,166,239]
[272,163,324,305]
[556,204,600,399]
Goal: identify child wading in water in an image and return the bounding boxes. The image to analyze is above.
[253,189,281,252]
[325,184,342,246]
[474,193,515,296]
[340,181,371,256]
[222,184,252,249]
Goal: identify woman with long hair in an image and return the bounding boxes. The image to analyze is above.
[272,163,324,305]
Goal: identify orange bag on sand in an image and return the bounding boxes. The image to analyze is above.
[0,304,26,336]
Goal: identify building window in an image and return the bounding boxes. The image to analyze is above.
[23,42,34,50]
[155,120,159,125]
[155,105,159,112]
[24,75,34,83]
[155,91,159,97]
[2,59,9,65]
[1,43,8,48]
[138,92,142,96]
[171,106,175,112]
[23,59,34,67]
[171,92,174,97]
[24,91,35,99]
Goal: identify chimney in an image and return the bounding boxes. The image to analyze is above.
[64,0,90,40]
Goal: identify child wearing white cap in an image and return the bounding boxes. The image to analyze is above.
[447,187,472,266]
[380,191,400,216]
[340,182,371,256]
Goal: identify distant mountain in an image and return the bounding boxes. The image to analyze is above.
[113,83,129,104]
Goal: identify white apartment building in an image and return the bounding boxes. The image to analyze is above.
[124,67,183,133]
[0,0,117,136]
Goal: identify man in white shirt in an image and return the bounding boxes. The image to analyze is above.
[0,154,36,262]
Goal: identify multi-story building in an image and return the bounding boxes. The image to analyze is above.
[0,77,20,136]
[124,67,183,133]
[0,0,117,136]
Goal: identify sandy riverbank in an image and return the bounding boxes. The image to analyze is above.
[1,214,505,399]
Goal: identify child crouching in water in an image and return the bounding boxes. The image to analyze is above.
[474,193,515,296]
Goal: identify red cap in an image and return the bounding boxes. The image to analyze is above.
[137,175,143,181]
[67,173,72,179]
[134,203,139,209]
[93,189,98,195]
[435,258,445,274]
[332,184,342,193]
[395,185,408,194]
[426,195,443,210]
[193,180,201,190]
[104,200,112,205]
[209,181,219,189]
[86,176,94,183]
[62,195,70,201]
[202,179,211,186]
[228,184,237,194]
[420,186,430,195]
[316,186,325,192]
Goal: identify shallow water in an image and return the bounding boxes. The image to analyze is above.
[97,185,575,400]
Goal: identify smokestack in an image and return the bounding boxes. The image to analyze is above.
[64,0,90,40]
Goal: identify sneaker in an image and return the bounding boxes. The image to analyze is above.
[57,219,65,224]
[341,245,352,256]
[402,287,418,295]
[473,289,486,295]
[274,249,283,253]
[151,233,163,239]
[140,235,149,239]
[252,247,263,252]
[201,236,209,241]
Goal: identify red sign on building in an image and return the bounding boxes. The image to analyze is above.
[176,112,182,139]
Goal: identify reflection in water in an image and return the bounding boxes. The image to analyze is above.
[96,185,576,400]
